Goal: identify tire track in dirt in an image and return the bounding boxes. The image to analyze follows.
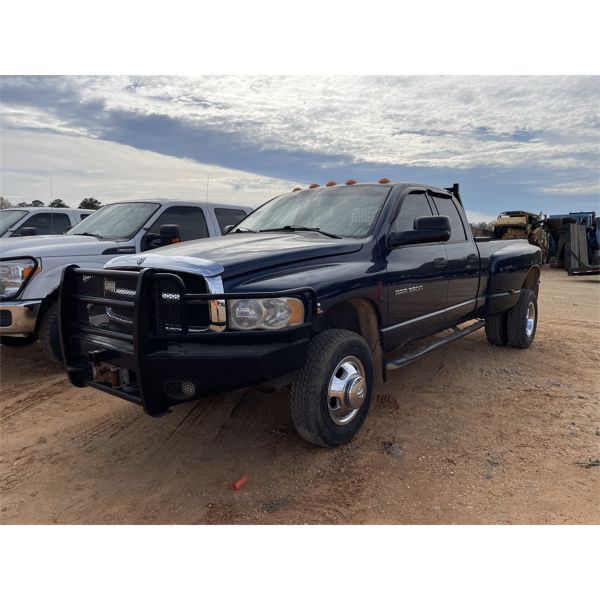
[69,408,142,450]
[0,377,68,424]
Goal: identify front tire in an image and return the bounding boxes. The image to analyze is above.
[290,329,373,447]
[38,301,63,365]
[507,289,538,349]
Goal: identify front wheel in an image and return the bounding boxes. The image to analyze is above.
[290,329,373,447]
[38,301,63,365]
[507,289,538,349]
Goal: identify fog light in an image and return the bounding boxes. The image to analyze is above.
[165,380,196,401]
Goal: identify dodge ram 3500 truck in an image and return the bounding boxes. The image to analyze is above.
[0,199,251,363]
[60,181,542,447]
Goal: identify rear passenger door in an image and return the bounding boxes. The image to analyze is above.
[429,194,480,327]
[383,191,449,350]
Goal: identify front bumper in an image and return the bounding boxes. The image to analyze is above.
[60,265,316,415]
[0,299,41,335]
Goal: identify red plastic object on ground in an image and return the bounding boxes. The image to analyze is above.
[230,474,249,491]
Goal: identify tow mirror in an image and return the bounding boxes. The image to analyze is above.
[388,216,451,247]
[20,227,38,237]
[159,224,182,246]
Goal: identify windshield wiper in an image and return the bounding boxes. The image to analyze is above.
[73,232,106,239]
[259,225,341,239]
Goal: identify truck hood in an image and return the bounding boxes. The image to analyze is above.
[0,234,115,258]
[107,233,363,278]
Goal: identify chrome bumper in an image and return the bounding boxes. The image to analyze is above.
[0,300,42,335]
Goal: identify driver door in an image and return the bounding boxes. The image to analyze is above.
[383,191,449,351]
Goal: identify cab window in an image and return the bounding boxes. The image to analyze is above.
[214,208,248,234]
[431,196,467,242]
[147,206,209,241]
[14,212,71,235]
[391,192,433,233]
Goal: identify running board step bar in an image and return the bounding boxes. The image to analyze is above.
[385,320,485,371]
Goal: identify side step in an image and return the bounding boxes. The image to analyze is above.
[385,320,485,371]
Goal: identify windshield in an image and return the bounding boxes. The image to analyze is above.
[0,210,27,236]
[68,202,159,240]
[230,185,391,238]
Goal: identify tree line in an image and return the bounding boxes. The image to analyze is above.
[0,197,102,210]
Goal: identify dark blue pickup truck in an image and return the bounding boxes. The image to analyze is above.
[60,181,542,447]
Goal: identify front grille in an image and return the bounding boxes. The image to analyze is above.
[154,277,185,334]
[70,270,210,338]
[0,310,12,327]
[74,271,138,336]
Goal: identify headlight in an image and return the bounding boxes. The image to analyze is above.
[228,297,304,330]
[0,258,39,299]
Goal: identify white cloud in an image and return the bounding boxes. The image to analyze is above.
[64,75,600,172]
[0,129,294,207]
[465,210,497,224]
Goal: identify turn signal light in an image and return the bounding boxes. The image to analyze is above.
[22,265,39,279]
[309,183,320,189]
[325,181,337,187]
[379,178,391,184]
[345,179,357,185]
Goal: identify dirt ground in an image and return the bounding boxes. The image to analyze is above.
[1,268,598,524]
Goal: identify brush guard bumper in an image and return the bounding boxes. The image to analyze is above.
[59,265,316,415]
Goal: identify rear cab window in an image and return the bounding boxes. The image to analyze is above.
[214,208,248,234]
[430,195,467,242]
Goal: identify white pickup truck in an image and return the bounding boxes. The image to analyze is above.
[0,207,93,237]
[0,198,252,362]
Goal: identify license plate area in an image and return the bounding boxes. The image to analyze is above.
[92,362,130,388]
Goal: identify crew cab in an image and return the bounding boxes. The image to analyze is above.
[0,207,93,237]
[0,199,251,362]
[59,182,542,447]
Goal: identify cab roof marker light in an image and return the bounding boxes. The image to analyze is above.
[345,179,357,185]
[308,183,320,189]
[325,181,337,187]
[292,187,302,192]
[379,178,391,184]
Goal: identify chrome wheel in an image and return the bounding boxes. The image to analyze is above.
[327,355,367,425]
[525,301,536,337]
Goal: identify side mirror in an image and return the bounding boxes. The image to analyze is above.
[19,227,38,237]
[388,216,451,247]
[223,224,234,234]
[159,224,182,246]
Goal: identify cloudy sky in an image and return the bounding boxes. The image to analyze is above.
[1,75,598,221]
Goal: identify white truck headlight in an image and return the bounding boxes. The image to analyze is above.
[0,258,39,299]
[228,297,304,330]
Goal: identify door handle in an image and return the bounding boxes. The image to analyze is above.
[432,257,448,267]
